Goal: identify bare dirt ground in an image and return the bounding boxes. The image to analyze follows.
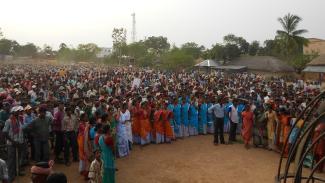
[17,135,287,183]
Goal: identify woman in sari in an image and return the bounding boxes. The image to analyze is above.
[99,125,115,183]
[241,105,254,149]
[163,104,174,143]
[77,113,92,180]
[265,106,279,151]
[153,104,164,144]
[138,101,151,145]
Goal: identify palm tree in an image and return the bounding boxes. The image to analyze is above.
[276,13,308,57]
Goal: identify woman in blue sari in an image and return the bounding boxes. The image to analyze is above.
[181,97,190,137]
[173,98,182,138]
[199,98,208,135]
[189,99,199,136]
[99,125,116,183]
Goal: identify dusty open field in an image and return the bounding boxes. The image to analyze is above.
[17,135,287,183]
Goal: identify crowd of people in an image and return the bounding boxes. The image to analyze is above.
[0,64,324,183]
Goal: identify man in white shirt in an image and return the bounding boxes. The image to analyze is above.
[228,99,239,143]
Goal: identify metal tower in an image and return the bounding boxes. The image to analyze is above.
[131,13,136,43]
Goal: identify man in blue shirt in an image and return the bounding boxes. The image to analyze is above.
[208,97,225,145]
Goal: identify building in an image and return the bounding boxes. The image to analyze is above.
[302,54,325,82]
[304,38,325,54]
[96,47,112,58]
[228,55,295,74]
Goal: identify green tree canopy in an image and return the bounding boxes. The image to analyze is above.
[180,42,204,59]
[144,36,170,55]
[248,41,260,56]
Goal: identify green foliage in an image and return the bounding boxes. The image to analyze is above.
[144,36,170,55]
[276,13,308,57]
[0,39,19,55]
[160,49,194,70]
[248,41,260,56]
[56,43,99,62]
[16,43,38,57]
[180,42,204,59]
[290,51,319,73]
[112,28,127,57]
[0,28,3,39]
[223,34,249,54]
[127,41,148,59]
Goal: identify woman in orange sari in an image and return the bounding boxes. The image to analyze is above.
[153,104,164,144]
[131,99,141,144]
[77,113,92,180]
[278,108,291,157]
[139,101,152,145]
[241,105,254,149]
[163,105,174,143]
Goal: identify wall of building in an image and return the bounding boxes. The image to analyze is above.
[304,38,325,54]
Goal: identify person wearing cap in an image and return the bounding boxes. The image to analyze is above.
[2,106,25,182]
[26,104,52,162]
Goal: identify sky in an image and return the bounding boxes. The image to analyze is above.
[1,0,325,49]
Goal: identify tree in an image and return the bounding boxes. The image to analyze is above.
[75,43,100,61]
[0,28,3,39]
[224,43,241,60]
[0,39,20,55]
[180,42,205,59]
[16,43,38,57]
[248,41,260,56]
[276,13,308,57]
[223,34,249,54]
[144,36,170,55]
[291,51,319,73]
[161,49,194,70]
[112,28,127,55]
[127,41,148,59]
[210,44,226,60]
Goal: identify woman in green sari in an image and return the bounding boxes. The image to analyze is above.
[99,124,115,183]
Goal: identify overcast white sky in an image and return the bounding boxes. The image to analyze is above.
[1,0,324,49]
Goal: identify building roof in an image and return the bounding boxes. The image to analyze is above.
[195,59,220,67]
[307,54,325,66]
[229,55,295,72]
[214,65,247,70]
[302,65,325,73]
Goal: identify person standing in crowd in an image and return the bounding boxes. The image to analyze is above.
[241,104,254,149]
[228,99,239,143]
[53,103,65,162]
[2,106,25,182]
[163,103,174,143]
[27,104,52,162]
[77,112,92,180]
[153,104,164,144]
[253,108,268,148]
[208,97,225,145]
[119,103,132,152]
[199,97,208,135]
[23,105,35,161]
[99,125,116,183]
[207,97,215,134]
[88,149,103,183]
[181,97,190,137]
[173,98,182,138]
[63,107,78,166]
[265,106,279,151]
[312,121,325,173]
[0,158,8,183]
[189,98,199,136]
[116,105,130,157]
[139,101,151,146]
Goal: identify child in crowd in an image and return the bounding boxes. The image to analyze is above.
[88,149,103,183]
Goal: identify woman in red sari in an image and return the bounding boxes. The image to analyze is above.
[77,113,92,180]
[139,101,152,145]
[241,104,254,149]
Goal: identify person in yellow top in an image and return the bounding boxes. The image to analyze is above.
[59,69,66,77]
[265,107,279,150]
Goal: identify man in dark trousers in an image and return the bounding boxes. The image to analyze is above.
[208,97,225,145]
